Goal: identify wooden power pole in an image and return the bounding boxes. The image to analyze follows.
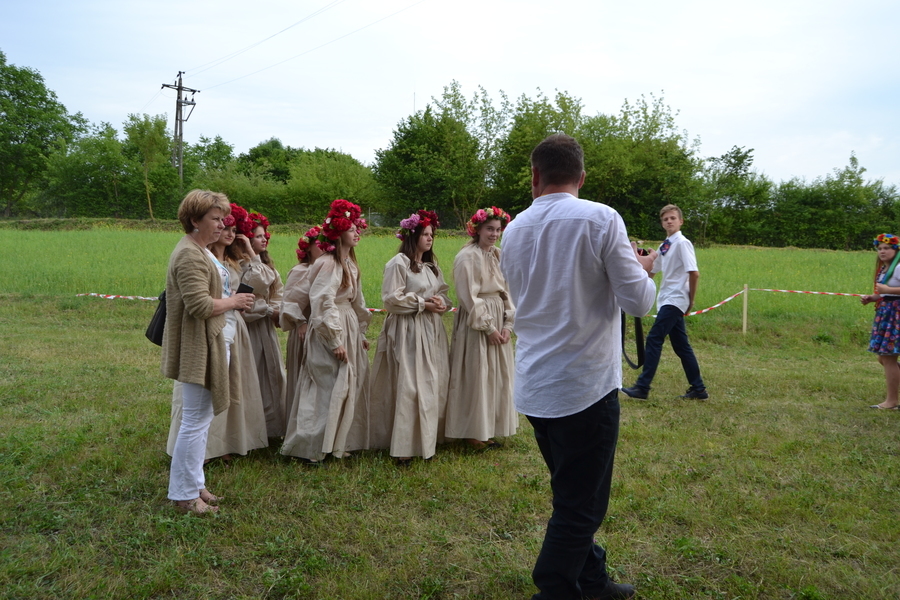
[161,72,199,184]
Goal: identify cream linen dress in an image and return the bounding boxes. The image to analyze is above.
[167,261,269,459]
[281,256,372,461]
[445,243,518,441]
[241,256,287,439]
[280,262,313,424]
[369,254,452,458]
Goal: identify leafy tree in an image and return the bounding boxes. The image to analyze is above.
[698,146,772,246]
[285,148,376,222]
[579,94,702,239]
[189,135,234,172]
[373,106,485,226]
[42,122,137,217]
[492,90,583,213]
[237,138,303,183]
[123,113,173,220]
[0,50,84,217]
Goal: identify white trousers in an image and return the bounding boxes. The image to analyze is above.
[168,345,230,501]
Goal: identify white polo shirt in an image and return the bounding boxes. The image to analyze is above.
[500,193,656,419]
[652,231,698,314]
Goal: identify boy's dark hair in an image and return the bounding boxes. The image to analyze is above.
[530,134,584,186]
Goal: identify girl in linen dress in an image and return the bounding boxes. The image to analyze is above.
[237,211,288,439]
[281,226,324,423]
[370,211,452,465]
[281,200,371,462]
[861,233,900,409]
[445,207,518,449]
[166,204,268,462]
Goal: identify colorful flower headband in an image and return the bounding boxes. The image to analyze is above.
[874,233,900,249]
[466,206,511,237]
[296,226,322,261]
[317,199,367,252]
[225,203,248,229]
[249,212,271,241]
[396,210,440,240]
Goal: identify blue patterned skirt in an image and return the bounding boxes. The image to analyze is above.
[869,298,900,355]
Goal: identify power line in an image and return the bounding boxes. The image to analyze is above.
[185,0,350,78]
[203,0,431,91]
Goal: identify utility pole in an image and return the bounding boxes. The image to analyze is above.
[161,72,198,184]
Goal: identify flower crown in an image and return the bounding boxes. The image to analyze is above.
[396,210,440,240]
[225,203,248,230]
[316,199,367,252]
[466,206,511,237]
[249,212,271,241]
[874,233,900,249]
[296,225,322,261]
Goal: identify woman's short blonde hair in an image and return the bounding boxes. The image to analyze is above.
[177,189,231,233]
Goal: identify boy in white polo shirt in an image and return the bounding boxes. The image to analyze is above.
[622,204,708,400]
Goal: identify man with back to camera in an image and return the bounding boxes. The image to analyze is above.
[621,204,708,400]
[500,134,657,600]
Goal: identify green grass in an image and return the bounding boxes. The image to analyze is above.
[1,230,898,599]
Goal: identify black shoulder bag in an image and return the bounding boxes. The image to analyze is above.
[145,290,166,346]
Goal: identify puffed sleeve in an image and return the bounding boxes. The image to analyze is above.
[453,247,496,334]
[269,270,284,318]
[434,264,453,310]
[352,265,372,335]
[280,263,311,332]
[382,254,425,315]
[495,249,515,331]
[308,258,346,350]
[241,259,278,323]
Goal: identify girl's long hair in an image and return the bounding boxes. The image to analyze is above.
[328,237,359,290]
[399,226,438,275]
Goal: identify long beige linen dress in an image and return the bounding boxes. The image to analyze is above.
[167,262,268,459]
[445,243,518,441]
[281,256,372,461]
[241,256,287,438]
[280,262,313,423]
[369,254,452,458]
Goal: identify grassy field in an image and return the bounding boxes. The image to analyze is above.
[1,229,898,599]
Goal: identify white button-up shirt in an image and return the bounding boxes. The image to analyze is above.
[653,230,698,314]
[501,193,656,418]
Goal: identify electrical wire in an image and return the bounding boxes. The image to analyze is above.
[202,0,430,91]
[185,0,349,77]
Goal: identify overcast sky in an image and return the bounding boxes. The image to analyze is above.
[3,0,898,186]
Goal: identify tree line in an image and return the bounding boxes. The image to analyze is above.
[2,50,897,250]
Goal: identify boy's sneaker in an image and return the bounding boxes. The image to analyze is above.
[586,580,636,599]
[621,386,648,400]
[680,387,708,400]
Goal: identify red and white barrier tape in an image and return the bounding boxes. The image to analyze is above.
[76,292,159,301]
[748,287,863,298]
[77,287,864,317]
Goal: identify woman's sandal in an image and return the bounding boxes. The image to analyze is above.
[174,498,219,515]
[199,489,223,505]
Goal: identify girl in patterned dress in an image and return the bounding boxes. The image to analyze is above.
[861,233,900,409]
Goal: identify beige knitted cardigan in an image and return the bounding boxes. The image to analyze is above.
[160,236,240,416]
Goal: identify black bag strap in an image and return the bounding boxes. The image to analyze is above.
[621,311,644,369]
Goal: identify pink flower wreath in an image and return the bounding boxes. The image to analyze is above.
[396,209,440,240]
[465,206,510,237]
[296,225,322,261]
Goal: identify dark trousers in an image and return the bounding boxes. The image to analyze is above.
[526,390,620,600]
[635,304,704,392]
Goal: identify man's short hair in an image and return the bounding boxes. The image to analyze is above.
[531,134,584,187]
[659,204,683,220]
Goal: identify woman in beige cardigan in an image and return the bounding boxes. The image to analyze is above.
[162,190,254,514]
